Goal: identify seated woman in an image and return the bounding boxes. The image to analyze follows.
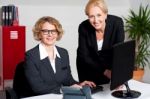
[15,16,95,98]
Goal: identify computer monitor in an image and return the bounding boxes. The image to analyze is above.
[110,40,141,98]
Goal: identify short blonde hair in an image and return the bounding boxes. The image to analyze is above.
[32,16,64,41]
[85,0,108,15]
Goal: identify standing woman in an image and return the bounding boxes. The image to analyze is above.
[77,0,124,85]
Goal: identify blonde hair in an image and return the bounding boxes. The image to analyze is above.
[85,0,108,15]
[32,16,64,41]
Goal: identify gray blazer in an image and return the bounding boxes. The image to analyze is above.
[24,45,77,96]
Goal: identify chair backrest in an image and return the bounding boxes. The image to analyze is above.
[5,87,18,99]
[13,61,33,98]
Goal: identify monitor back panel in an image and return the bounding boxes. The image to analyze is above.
[110,40,135,90]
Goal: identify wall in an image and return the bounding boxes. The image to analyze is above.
[16,0,131,81]
[1,0,150,82]
[19,5,86,80]
[19,2,130,81]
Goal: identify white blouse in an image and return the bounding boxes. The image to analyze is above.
[39,43,61,73]
[97,39,103,51]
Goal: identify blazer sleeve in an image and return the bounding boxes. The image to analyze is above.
[61,49,78,86]
[115,17,125,43]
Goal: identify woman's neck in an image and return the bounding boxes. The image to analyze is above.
[96,31,104,41]
[96,22,106,40]
[42,43,55,60]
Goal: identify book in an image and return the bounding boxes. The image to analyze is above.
[13,6,19,26]
[1,6,6,26]
[8,5,15,26]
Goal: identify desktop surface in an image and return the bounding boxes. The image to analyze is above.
[91,85,103,94]
[21,80,150,99]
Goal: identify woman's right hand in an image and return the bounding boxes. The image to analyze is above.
[104,69,111,79]
[79,80,96,87]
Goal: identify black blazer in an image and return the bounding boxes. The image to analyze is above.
[17,45,77,97]
[77,15,125,85]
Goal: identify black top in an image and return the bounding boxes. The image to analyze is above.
[76,15,125,85]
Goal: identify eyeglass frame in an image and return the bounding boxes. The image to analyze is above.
[40,29,58,35]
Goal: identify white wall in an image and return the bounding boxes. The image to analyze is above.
[19,0,131,81]
[1,0,150,82]
[19,5,87,80]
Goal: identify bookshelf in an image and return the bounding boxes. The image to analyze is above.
[0,26,25,90]
[0,4,24,90]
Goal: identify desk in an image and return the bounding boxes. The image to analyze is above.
[22,80,150,99]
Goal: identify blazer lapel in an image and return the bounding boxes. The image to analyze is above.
[55,56,61,73]
[41,56,63,80]
[55,56,63,82]
[40,57,55,75]
[87,24,98,52]
[102,17,112,50]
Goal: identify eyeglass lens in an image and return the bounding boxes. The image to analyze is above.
[41,29,57,35]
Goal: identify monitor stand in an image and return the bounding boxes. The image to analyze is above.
[111,82,141,98]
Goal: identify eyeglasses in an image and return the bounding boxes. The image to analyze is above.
[40,29,58,35]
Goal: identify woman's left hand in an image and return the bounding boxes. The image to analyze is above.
[104,69,111,79]
[71,84,82,88]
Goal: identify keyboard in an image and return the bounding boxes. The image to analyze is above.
[91,85,103,94]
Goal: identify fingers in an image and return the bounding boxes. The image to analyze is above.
[80,81,96,87]
[115,85,124,90]
[71,84,82,88]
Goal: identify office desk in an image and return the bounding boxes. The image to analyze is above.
[22,79,150,99]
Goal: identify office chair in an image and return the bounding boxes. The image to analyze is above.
[5,87,18,99]
[13,61,34,98]
[4,62,25,99]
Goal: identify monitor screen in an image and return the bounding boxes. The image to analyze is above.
[110,40,141,98]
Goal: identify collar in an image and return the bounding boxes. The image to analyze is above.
[39,43,61,60]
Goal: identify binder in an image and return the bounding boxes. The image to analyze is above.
[5,6,9,26]
[13,6,19,26]
[1,6,6,26]
[8,5,15,26]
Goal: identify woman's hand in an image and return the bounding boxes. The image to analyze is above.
[79,80,96,87]
[104,69,111,79]
[115,85,124,90]
[71,84,82,88]
[71,81,96,88]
